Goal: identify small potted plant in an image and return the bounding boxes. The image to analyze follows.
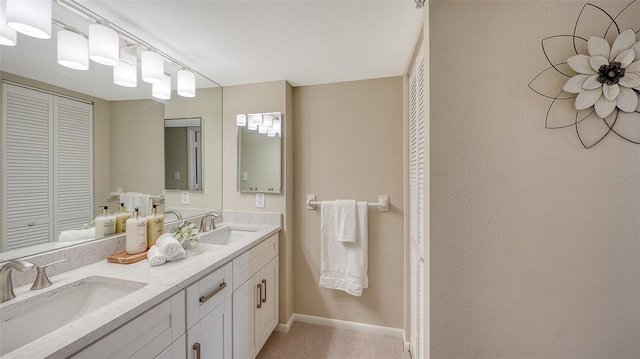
[173,220,199,248]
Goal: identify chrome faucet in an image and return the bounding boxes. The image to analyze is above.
[165,210,183,220]
[200,213,220,232]
[0,260,35,303]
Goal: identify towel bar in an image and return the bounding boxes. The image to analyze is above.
[305,194,389,212]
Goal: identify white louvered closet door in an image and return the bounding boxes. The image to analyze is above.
[2,83,93,251]
[54,97,93,235]
[408,45,426,359]
[2,84,54,251]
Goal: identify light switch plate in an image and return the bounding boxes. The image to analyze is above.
[242,172,248,181]
[174,171,180,180]
[181,191,190,205]
[256,193,265,208]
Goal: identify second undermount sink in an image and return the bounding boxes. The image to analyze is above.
[198,226,258,245]
[0,276,146,356]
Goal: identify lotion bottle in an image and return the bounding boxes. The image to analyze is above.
[95,206,116,238]
[126,207,147,254]
[146,204,165,247]
[115,203,132,234]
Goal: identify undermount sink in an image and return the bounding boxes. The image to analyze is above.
[0,276,146,355]
[198,226,258,245]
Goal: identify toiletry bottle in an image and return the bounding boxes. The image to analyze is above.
[146,204,165,247]
[95,206,116,238]
[126,207,148,254]
[115,203,132,234]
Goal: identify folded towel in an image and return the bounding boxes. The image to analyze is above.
[319,201,369,296]
[120,192,152,216]
[156,233,186,261]
[335,199,357,243]
[147,245,166,266]
[58,227,96,242]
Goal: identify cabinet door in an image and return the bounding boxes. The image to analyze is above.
[233,273,260,359]
[187,297,232,359]
[154,334,186,359]
[257,257,279,349]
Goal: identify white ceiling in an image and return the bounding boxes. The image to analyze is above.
[1,1,422,100]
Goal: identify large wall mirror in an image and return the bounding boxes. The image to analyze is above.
[0,1,222,262]
[165,118,203,191]
[237,112,282,193]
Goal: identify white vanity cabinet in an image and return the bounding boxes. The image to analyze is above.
[232,234,279,359]
[186,262,233,359]
[71,292,186,358]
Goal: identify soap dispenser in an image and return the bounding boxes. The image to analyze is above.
[146,204,165,247]
[95,206,116,238]
[115,203,132,234]
[126,207,148,254]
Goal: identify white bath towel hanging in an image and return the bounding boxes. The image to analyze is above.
[319,200,368,296]
[335,199,357,243]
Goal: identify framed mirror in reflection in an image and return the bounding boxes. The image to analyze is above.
[164,117,203,191]
[237,112,282,193]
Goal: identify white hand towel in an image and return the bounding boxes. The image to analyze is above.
[156,233,186,261]
[335,199,357,243]
[147,245,166,266]
[319,201,369,296]
[58,227,96,242]
[120,192,141,215]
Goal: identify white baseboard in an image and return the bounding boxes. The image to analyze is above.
[286,313,405,339]
[275,314,295,333]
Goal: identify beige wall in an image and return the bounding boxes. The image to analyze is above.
[430,1,640,357]
[109,99,165,210]
[293,77,405,328]
[222,80,294,325]
[165,87,223,210]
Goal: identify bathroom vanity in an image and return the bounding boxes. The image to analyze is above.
[0,215,281,359]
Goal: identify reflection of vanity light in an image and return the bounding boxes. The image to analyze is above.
[0,12,17,46]
[177,69,196,97]
[237,114,247,127]
[88,23,119,66]
[267,129,276,137]
[262,114,273,129]
[114,46,137,87]
[6,0,52,39]
[141,50,165,84]
[248,122,259,130]
[152,74,171,100]
[258,125,268,134]
[57,30,89,70]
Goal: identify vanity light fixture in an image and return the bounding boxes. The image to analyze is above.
[88,23,119,66]
[152,74,171,100]
[177,69,196,97]
[247,113,263,130]
[237,114,247,127]
[141,50,165,84]
[113,45,137,87]
[57,30,89,70]
[6,0,52,39]
[0,14,17,46]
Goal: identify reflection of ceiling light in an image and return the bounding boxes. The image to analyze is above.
[6,0,51,39]
[141,50,164,84]
[113,46,137,87]
[88,24,119,66]
[57,30,88,70]
[177,70,196,97]
[152,74,171,100]
[237,114,247,127]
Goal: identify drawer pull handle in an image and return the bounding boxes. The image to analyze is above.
[199,282,227,304]
[193,342,201,359]
[262,279,267,303]
[257,283,262,309]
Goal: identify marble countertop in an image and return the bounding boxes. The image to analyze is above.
[0,222,281,359]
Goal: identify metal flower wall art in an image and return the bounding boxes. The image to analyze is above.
[529,1,640,148]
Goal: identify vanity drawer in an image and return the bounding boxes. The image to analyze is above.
[186,262,232,329]
[233,233,278,291]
